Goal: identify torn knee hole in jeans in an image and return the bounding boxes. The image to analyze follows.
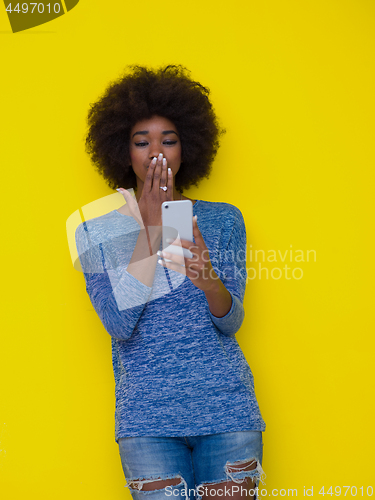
[127,475,183,492]
[225,458,266,485]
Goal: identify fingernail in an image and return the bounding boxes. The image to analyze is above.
[168,167,172,175]
[116,188,122,192]
[157,259,163,265]
[156,250,162,257]
[194,215,198,222]
[152,157,157,164]
[163,158,167,166]
[158,153,163,160]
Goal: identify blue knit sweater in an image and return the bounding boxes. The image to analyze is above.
[75,197,266,442]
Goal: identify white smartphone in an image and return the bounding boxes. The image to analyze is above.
[162,200,194,261]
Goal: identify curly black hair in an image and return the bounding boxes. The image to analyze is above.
[85,65,225,192]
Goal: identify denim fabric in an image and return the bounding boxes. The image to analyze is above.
[118,431,265,500]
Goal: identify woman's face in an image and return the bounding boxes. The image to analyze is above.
[129,115,182,187]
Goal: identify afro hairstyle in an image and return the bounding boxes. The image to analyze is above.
[85,64,225,192]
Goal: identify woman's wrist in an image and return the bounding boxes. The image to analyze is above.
[145,225,162,255]
[204,276,232,318]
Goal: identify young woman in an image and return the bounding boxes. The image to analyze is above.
[75,65,266,500]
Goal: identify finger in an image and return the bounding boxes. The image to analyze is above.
[117,187,131,198]
[152,153,163,193]
[144,157,157,193]
[117,187,136,207]
[116,187,127,199]
[167,163,174,201]
[158,249,186,267]
[158,257,187,277]
[160,157,168,197]
[163,241,199,265]
[192,215,204,243]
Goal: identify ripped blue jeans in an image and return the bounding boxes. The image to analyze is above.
[118,431,265,500]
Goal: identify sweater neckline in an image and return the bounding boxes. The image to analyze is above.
[114,199,201,217]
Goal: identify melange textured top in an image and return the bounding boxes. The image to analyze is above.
[75,197,266,443]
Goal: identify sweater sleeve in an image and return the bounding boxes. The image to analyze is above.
[75,221,153,341]
[208,207,247,337]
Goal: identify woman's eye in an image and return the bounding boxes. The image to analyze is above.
[134,140,177,147]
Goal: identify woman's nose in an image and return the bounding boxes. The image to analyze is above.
[149,143,163,160]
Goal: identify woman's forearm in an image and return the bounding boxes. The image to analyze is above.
[204,273,232,318]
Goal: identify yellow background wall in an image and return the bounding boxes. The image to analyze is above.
[1,0,374,498]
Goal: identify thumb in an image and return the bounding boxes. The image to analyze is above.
[116,188,134,204]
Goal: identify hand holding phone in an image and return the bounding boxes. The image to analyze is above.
[162,200,194,261]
